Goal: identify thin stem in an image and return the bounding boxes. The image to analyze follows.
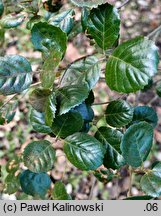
[127,166,133,197]
[147,24,161,39]
[115,178,120,200]
[147,95,158,106]
[0,94,17,111]
[0,81,41,111]
[135,90,140,106]
[99,77,105,80]
[98,57,107,62]
[117,0,131,10]
[92,94,127,106]
[88,175,96,200]
[61,158,68,181]
[30,81,41,88]
[92,101,110,106]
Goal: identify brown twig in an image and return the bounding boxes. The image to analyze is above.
[117,0,131,10]
[88,175,96,200]
[127,166,133,197]
[0,94,17,111]
[92,101,110,106]
[0,81,41,111]
[147,24,161,39]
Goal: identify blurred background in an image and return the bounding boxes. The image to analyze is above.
[0,0,161,200]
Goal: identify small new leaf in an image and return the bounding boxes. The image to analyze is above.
[52,182,71,200]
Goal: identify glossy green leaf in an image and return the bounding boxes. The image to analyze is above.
[64,132,105,171]
[31,22,67,55]
[49,9,75,34]
[56,84,89,115]
[85,3,120,50]
[141,162,161,197]
[41,50,62,89]
[52,111,83,138]
[0,13,25,28]
[30,109,52,134]
[29,88,51,112]
[70,0,107,8]
[121,122,153,168]
[60,56,100,90]
[20,170,51,198]
[45,94,56,127]
[124,196,153,200]
[131,106,158,128]
[52,182,71,200]
[95,126,125,169]
[4,172,20,194]
[0,0,4,16]
[156,81,161,97]
[0,55,32,95]
[23,140,56,173]
[73,102,94,122]
[105,100,133,128]
[106,36,159,93]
